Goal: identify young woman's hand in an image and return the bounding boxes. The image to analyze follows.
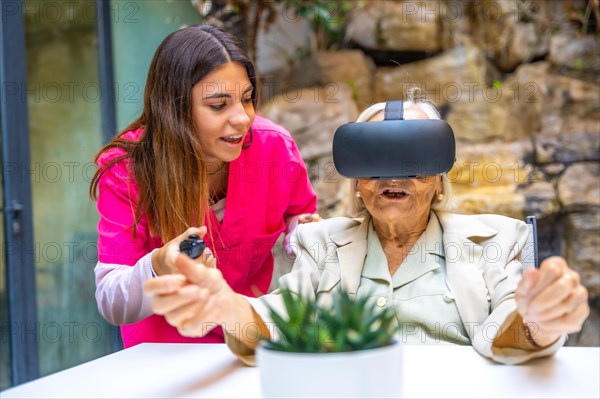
[150,226,213,276]
[297,213,322,224]
[516,256,589,347]
[283,213,322,254]
[285,213,322,232]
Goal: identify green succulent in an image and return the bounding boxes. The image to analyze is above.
[262,289,399,353]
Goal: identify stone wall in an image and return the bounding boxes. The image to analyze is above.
[257,0,599,345]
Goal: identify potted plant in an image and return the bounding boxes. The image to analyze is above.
[256,289,403,398]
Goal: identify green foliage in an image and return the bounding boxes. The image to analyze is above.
[262,289,399,353]
[346,79,359,104]
[289,0,355,49]
[191,0,361,57]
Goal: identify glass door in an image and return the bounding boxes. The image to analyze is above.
[23,0,115,379]
[2,1,204,389]
[0,123,11,390]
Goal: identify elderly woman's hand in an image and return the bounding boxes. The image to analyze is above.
[516,256,589,347]
[143,254,244,337]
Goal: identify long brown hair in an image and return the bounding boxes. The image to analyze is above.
[90,25,257,242]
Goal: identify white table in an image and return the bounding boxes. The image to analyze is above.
[2,344,599,398]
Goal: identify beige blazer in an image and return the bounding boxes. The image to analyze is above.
[243,211,566,365]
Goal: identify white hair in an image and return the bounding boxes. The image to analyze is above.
[356,101,442,122]
[348,99,455,216]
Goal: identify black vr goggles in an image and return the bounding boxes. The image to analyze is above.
[332,101,456,179]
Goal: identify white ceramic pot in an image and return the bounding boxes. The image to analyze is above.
[256,341,403,398]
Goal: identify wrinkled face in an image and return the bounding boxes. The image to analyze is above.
[191,62,255,165]
[356,108,442,224]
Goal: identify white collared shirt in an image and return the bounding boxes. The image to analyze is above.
[358,212,470,345]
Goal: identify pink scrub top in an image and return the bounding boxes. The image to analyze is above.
[96,115,317,347]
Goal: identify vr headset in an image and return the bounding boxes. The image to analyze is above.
[332,101,456,179]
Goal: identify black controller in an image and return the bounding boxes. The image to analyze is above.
[179,234,206,259]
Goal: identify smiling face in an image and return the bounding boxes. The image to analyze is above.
[356,107,442,231]
[191,62,255,166]
[357,176,441,229]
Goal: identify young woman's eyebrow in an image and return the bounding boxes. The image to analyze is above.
[203,86,253,101]
[203,93,231,100]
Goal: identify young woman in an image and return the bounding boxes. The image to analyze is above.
[90,24,318,347]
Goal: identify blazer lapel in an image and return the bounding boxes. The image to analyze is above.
[437,211,499,334]
[443,232,489,329]
[330,217,370,298]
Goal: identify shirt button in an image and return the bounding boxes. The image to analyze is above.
[443,292,455,303]
[376,297,387,307]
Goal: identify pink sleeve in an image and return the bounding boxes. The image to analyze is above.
[283,139,317,219]
[281,138,317,254]
[96,156,150,265]
[94,155,160,325]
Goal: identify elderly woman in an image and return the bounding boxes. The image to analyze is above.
[144,100,589,365]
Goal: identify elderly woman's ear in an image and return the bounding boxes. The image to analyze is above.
[432,177,443,203]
